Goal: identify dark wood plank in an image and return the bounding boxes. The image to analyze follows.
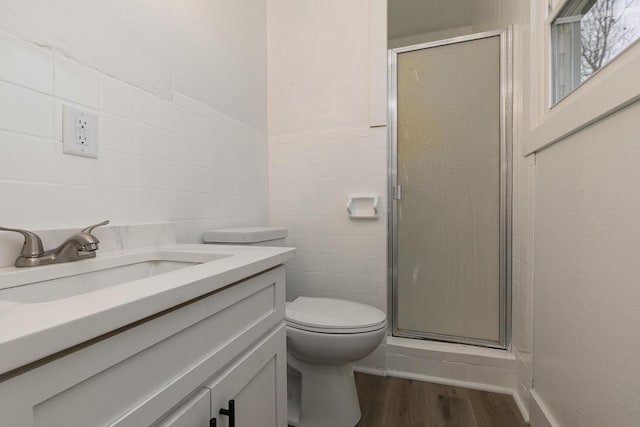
[354,373,528,427]
[466,388,528,427]
[382,377,436,427]
[356,372,389,427]
[432,391,478,427]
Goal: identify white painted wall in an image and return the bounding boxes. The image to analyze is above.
[0,0,268,238]
[472,1,535,418]
[388,25,474,49]
[532,99,640,427]
[172,0,268,131]
[268,0,388,370]
[387,0,477,41]
[268,0,371,135]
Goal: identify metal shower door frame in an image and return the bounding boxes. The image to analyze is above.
[387,29,513,349]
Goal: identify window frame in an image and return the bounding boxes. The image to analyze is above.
[524,0,640,155]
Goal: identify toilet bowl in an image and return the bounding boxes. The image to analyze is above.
[286,297,387,427]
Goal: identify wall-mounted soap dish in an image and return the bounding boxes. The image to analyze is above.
[347,195,379,219]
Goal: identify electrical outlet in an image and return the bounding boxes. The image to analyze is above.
[63,105,98,158]
[77,132,88,145]
[76,116,88,130]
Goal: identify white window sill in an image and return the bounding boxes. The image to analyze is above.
[523,43,640,156]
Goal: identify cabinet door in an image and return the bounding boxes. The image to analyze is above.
[207,325,287,427]
[154,388,210,427]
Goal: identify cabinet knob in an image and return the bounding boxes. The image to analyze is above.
[209,418,216,427]
[218,399,235,427]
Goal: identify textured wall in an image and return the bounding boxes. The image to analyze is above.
[533,101,640,427]
[267,0,371,135]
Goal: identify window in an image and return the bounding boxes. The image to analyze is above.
[551,0,640,105]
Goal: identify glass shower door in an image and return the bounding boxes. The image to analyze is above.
[390,32,510,348]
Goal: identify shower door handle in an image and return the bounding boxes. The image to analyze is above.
[393,185,404,200]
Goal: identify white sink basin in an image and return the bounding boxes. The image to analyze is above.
[0,251,230,304]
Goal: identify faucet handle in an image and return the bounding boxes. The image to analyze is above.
[81,220,110,234]
[0,227,45,258]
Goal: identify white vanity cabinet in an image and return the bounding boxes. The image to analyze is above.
[154,388,211,427]
[0,266,288,427]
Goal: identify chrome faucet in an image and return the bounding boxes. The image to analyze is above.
[0,220,110,268]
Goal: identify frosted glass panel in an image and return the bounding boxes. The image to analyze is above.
[396,36,502,342]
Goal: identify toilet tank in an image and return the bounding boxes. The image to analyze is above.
[203,227,288,247]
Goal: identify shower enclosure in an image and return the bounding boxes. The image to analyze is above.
[388,31,511,349]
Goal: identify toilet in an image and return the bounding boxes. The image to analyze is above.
[203,226,387,427]
[285,297,386,427]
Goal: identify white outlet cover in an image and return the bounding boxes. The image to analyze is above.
[63,105,98,158]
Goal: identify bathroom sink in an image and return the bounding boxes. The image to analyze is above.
[0,251,230,304]
[0,243,295,378]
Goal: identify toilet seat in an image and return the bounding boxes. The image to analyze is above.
[285,297,387,334]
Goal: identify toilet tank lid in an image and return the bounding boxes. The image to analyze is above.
[285,297,387,330]
[203,226,288,243]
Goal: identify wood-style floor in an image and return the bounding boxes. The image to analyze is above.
[355,373,528,427]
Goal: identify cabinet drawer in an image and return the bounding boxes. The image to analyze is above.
[0,267,285,427]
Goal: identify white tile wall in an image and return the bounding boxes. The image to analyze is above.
[0,31,268,232]
[100,75,136,120]
[269,127,388,371]
[0,131,56,182]
[99,112,135,154]
[54,56,101,109]
[0,80,55,138]
[0,34,54,95]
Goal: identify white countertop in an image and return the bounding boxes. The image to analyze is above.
[0,244,295,376]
